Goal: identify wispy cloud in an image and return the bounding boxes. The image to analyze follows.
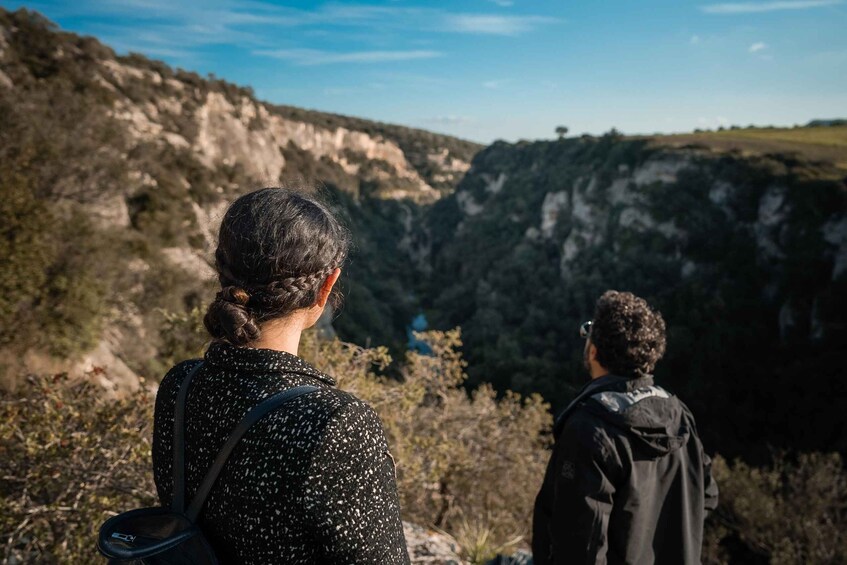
[483,79,510,89]
[441,14,558,35]
[749,41,768,52]
[690,34,702,44]
[34,0,559,64]
[488,0,515,6]
[322,83,385,96]
[425,115,472,125]
[254,49,442,65]
[697,116,731,127]
[701,0,842,14]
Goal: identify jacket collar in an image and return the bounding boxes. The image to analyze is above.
[553,373,655,436]
[204,341,336,386]
[582,373,655,394]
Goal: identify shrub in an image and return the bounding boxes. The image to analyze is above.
[299,329,552,560]
[704,453,847,564]
[0,371,156,564]
[0,330,550,563]
[0,170,53,347]
[5,333,847,564]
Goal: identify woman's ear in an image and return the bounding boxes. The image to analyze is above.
[316,268,341,308]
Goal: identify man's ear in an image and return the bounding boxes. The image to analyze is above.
[315,268,341,308]
[588,342,598,363]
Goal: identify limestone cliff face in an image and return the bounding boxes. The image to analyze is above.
[0,9,481,391]
[93,59,454,203]
[425,135,846,455]
[446,145,844,291]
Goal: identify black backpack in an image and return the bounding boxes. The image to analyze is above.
[97,362,318,564]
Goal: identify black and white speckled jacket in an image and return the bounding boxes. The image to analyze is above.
[152,341,411,564]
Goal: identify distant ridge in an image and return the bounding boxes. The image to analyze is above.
[807,118,847,127]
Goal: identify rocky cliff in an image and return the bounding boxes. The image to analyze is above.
[425,134,847,458]
[0,8,478,387]
[2,8,845,462]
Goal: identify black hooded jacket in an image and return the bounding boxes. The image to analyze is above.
[532,375,718,565]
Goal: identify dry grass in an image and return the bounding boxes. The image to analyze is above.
[643,126,847,172]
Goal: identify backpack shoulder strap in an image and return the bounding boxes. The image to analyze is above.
[172,360,204,513]
[185,385,319,522]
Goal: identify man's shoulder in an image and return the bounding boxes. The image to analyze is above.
[558,404,619,449]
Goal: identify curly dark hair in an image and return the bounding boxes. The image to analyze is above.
[590,290,667,378]
[203,187,351,346]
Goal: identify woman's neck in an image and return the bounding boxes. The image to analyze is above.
[248,314,307,356]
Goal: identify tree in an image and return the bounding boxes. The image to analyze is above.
[555,125,569,138]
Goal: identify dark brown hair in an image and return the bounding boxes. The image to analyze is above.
[590,290,667,378]
[204,188,350,346]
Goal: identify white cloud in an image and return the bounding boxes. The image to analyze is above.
[749,42,768,52]
[489,0,515,6]
[441,14,558,35]
[701,0,842,14]
[254,49,443,65]
[690,35,702,44]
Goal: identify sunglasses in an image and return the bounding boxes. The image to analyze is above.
[579,320,593,339]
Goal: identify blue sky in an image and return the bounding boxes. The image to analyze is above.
[3,0,846,143]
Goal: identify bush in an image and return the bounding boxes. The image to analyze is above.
[704,453,847,564]
[0,330,550,563]
[0,371,156,564]
[4,333,846,564]
[0,170,53,347]
[299,328,552,561]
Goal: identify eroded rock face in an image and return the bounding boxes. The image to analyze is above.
[193,92,286,183]
[823,217,847,280]
[95,59,454,203]
[439,137,846,364]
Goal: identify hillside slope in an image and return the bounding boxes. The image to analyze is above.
[0,8,479,385]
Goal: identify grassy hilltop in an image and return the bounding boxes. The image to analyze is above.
[649,124,847,173]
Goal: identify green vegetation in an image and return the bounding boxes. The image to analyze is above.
[705,453,847,563]
[425,135,847,463]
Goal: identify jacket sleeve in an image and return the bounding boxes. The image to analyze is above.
[684,403,719,516]
[306,400,410,564]
[703,451,719,516]
[550,411,621,565]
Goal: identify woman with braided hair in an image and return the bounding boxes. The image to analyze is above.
[151,188,410,564]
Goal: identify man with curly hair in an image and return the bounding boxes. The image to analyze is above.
[532,290,718,564]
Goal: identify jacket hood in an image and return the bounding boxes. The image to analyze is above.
[583,377,691,456]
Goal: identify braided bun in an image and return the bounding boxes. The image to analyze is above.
[204,286,261,346]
